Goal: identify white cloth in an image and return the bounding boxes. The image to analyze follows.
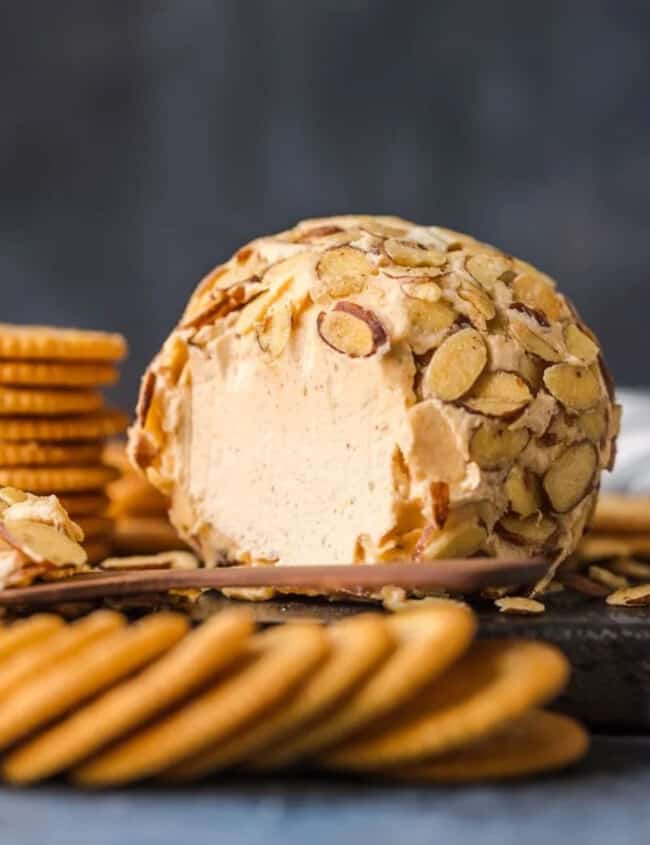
[603,389,650,493]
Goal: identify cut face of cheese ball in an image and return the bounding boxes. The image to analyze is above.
[129,215,619,577]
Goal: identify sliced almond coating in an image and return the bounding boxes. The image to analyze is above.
[430,481,450,529]
[458,283,496,320]
[543,364,602,411]
[510,320,561,363]
[384,238,446,268]
[255,301,292,358]
[317,302,387,358]
[464,372,532,417]
[0,520,87,567]
[505,465,542,518]
[235,289,279,335]
[405,299,458,352]
[564,324,599,364]
[423,328,487,401]
[543,441,597,513]
[577,408,607,442]
[414,520,487,561]
[498,514,557,547]
[512,272,564,321]
[606,584,650,607]
[316,246,374,298]
[466,253,511,289]
[495,597,545,615]
[400,279,442,302]
[469,423,530,469]
[361,219,409,239]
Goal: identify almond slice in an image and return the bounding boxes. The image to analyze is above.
[543,441,597,513]
[495,596,545,615]
[606,584,650,607]
[423,328,487,401]
[361,220,409,239]
[512,273,564,321]
[430,481,450,529]
[543,364,602,411]
[497,514,557,548]
[413,520,487,561]
[0,520,87,567]
[564,324,599,364]
[505,465,542,518]
[400,280,442,303]
[577,408,607,442]
[464,372,532,417]
[316,246,374,298]
[384,238,446,268]
[458,283,496,320]
[466,253,511,289]
[510,320,561,363]
[469,423,530,469]
[405,299,458,352]
[317,302,387,358]
[256,301,293,358]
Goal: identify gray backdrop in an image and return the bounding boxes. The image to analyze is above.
[2,0,649,406]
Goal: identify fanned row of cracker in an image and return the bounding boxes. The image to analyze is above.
[0,602,587,786]
[0,325,128,564]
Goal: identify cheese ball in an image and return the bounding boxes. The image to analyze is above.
[129,215,620,585]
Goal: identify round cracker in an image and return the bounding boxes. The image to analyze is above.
[0,388,103,417]
[0,410,129,442]
[255,601,476,770]
[0,325,127,362]
[389,710,589,782]
[57,493,110,517]
[0,360,118,388]
[72,622,329,786]
[76,515,115,540]
[578,533,650,561]
[0,441,103,467]
[166,613,393,780]
[108,477,168,518]
[591,493,650,535]
[0,615,64,662]
[83,539,113,566]
[321,639,569,770]
[3,610,253,783]
[0,464,119,493]
[0,611,124,701]
[113,516,186,554]
[0,613,187,758]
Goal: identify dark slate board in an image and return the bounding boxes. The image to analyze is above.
[191,592,650,732]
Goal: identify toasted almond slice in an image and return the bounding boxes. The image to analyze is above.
[400,280,442,302]
[414,521,487,561]
[510,320,561,363]
[609,558,650,580]
[512,273,564,321]
[505,465,542,518]
[466,254,511,289]
[606,584,650,607]
[0,520,87,567]
[559,572,610,597]
[495,597,545,615]
[497,514,557,548]
[543,441,597,513]
[236,288,281,335]
[587,565,628,591]
[543,364,602,411]
[458,283,495,320]
[464,372,532,417]
[405,299,458,352]
[385,239,446,268]
[430,481,450,529]
[577,408,607,442]
[565,324,600,364]
[469,423,530,469]
[423,328,487,401]
[317,302,387,357]
[316,246,374,298]
[361,219,409,239]
[255,301,292,358]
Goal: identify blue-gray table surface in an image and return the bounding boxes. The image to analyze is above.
[1,736,648,845]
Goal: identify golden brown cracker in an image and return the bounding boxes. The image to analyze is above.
[0,611,124,701]
[0,441,103,467]
[57,493,110,517]
[0,360,118,388]
[72,622,328,786]
[0,388,103,417]
[166,613,393,780]
[390,710,588,782]
[578,533,650,560]
[75,516,115,540]
[112,516,186,554]
[591,493,650,535]
[321,639,569,770]
[255,602,476,770]
[4,610,253,783]
[83,539,113,566]
[108,477,168,518]
[0,410,129,442]
[0,613,188,755]
[0,464,119,494]
[0,615,64,662]
[0,325,127,362]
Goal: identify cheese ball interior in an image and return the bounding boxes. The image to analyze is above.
[129,215,620,582]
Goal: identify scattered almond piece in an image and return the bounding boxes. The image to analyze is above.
[606,584,650,607]
[495,597,545,615]
[587,565,629,592]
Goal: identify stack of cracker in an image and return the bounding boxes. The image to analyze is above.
[0,325,128,565]
[563,492,650,606]
[104,442,188,555]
